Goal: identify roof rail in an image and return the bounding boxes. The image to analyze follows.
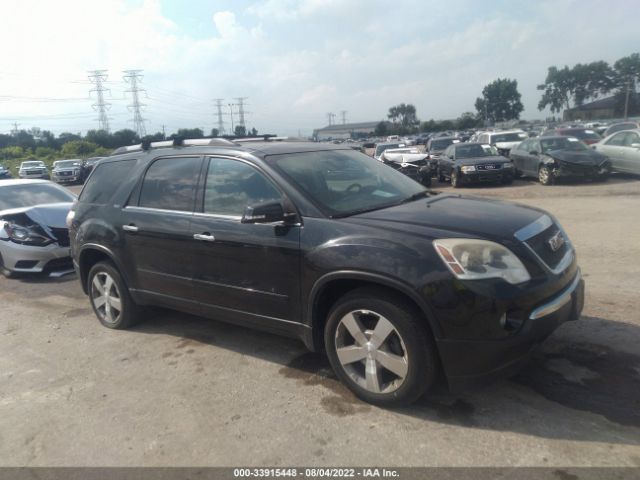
[110,137,238,156]
[235,136,302,143]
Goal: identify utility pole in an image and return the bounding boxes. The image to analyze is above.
[234,97,249,128]
[11,122,20,136]
[88,69,111,132]
[123,69,147,137]
[340,110,347,125]
[214,98,226,135]
[162,125,166,140]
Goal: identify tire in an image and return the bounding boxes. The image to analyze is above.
[0,253,14,278]
[87,261,140,329]
[324,287,438,406]
[501,176,513,185]
[538,165,553,186]
[451,170,461,188]
[592,172,610,182]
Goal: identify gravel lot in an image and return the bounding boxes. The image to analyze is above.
[1,175,639,467]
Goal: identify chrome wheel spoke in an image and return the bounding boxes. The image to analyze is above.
[377,350,408,379]
[371,316,394,349]
[341,312,368,346]
[92,276,105,295]
[108,295,122,312]
[104,275,114,295]
[93,296,106,308]
[336,345,367,366]
[365,357,381,393]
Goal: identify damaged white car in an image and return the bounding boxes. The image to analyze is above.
[379,147,433,186]
[0,180,76,277]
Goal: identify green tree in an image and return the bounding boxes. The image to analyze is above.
[58,132,82,145]
[60,140,100,158]
[210,128,219,137]
[249,127,258,136]
[0,146,25,159]
[387,103,419,134]
[612,53,640,117]
[374,121,388,136]
[112,129,139,147]
[85,129,114,149]
[476,78,524,123]
[234,125,247,137]
[455,112,481,130]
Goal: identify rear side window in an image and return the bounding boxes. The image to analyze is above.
[138,156,202,212]
[80,159,137,204]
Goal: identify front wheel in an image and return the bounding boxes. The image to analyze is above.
[451,170,461,188]
[88,261,140,329]
[538,165,553,185]
[324,288,438,406]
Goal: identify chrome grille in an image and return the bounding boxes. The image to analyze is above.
[514,215,573,273]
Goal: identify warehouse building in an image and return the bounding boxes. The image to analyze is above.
[563,94,639,121]
[312,121,386,140]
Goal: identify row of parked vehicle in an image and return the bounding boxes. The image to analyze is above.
[0,157,104,184]
[371,121,640,187]
[0,136,586,407]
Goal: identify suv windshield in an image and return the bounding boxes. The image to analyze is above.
[56,160,81,168]
[0,183,75,210]
[430,139,456,150]
[491,132,526,143]
[269,149,425,217]
[455,144,495,158]
[541,137,588,152]
[21,162,45,168]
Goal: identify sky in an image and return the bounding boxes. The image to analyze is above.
[0,0,638,137]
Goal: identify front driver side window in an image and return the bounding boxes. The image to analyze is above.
[606,132,626,146]
[623,132,640,146]
[203,157,282,216]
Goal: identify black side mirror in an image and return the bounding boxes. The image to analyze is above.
[529,151,539,156]
[241,200,294,224]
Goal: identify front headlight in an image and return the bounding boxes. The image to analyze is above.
[4,223,53,246]
[460,165,476,173]
[433,238,531,284]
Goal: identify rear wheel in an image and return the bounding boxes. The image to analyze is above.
[88,261,140,329]
[324,288,438,406]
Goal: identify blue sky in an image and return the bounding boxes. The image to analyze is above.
[0,0,637,136]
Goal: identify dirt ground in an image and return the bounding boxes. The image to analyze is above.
[1,175,639,467]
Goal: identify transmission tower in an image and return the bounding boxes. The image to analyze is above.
[123,69,147,137]
[214,98,226,135]
[234,97,249,128]
[326,112,336,126]
[340,110,348,125]
[88,70,111,132]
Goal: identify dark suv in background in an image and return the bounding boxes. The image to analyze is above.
[69,138,584,406]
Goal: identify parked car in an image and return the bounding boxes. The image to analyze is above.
[0,179,75,276]
[379,147,432,186]
[592,129,640,175]
[437,143,514,187]
[373,142,405,160]
[425,136,460,162]
[18,160,49,179]
[69,137,584,406]
[602,121,640,138]
[0,164,12,180]
[541,128,602,145]
[51,159,83,184]
[81,156,105,182]
[510,136,610,185]
[476,130,528,156]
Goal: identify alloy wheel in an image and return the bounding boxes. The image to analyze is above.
[539,166,550,185]
[90,271,123,325]
[334,309,409,394]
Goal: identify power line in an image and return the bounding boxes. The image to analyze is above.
[88,70,111,132]
[123,69,147,137]
[213,98,226,134]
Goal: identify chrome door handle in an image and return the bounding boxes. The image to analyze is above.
[122,225,138,232]
[193,233,215,242]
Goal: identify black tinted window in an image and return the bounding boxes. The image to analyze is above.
[80,159,137,204]
[139,157,201,212]
[203,158,281,216]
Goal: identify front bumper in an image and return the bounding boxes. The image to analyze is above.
[19,172,48,179]
[52,173,81,183]
[555,162,609,178]
[0,240,73,274]
[437,269,584,391]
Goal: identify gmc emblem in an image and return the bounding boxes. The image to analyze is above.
[548,231,565,252]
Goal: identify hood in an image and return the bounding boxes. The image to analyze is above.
[344,194,544,240]
[546,149,607,166]
[494,141,521,150]
[0,203,72,229]
[383,153,429,164]
[458,155,509,166]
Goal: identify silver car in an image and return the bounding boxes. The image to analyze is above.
[0,180,76,276]
[592,129,640,175]
[51,159,82,184]
[18,160,49,179]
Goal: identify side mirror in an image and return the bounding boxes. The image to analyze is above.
[241,200,294,224]
[631,143,640,149]
[529,151,539,156]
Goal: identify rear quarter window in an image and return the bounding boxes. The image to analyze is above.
[79,159,137,204]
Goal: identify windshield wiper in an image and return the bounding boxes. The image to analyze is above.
[400,190,431,204]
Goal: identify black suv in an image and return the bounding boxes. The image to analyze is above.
[69,138,584,406]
